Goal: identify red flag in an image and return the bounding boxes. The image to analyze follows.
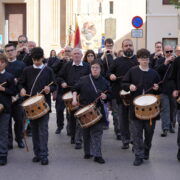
[74,18,82,48]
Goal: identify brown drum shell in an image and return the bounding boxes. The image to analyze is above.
[120,92,131,106]
[22,95,50,120]
[74,103,102,128]
[177,96,180,104]
[0,104,4,114]
[133,94,160,120]
[62,91,79,111]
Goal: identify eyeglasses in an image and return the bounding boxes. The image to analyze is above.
[5,49,15,53]
[165,50,173,54]
[18,40,27,43]
[91,66,100,69]
[87,54,94,57]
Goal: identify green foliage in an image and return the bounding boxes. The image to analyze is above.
[169,0,180,9]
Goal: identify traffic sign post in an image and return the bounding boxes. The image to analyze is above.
[131,16,143,52]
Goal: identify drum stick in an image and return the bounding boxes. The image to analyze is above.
[0,82,7,86]
[39,81,54,94]
[116,76,123,79]
[25,94,31,97]
[144,80,163,94]
[93,90,108,103]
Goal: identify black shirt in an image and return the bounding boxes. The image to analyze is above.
[0,71,16,113]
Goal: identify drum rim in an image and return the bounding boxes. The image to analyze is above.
[62,91,73,100]
[22,94,44,107]
[74,103,96,117]
[133,94,157,106]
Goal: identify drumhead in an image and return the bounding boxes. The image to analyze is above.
[63,91,73,100]
[23,95,42,106]
[120,90,130,95]
[75,104,94,115]
[134,95,157,106]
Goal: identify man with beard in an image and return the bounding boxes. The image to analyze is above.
[108,39,138,149]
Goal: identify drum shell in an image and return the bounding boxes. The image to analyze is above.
[22,95,50,120]
[133,94,160,120]
[119,90,131,106]
[74,103,102,128]
[62,91,79,111]
[0,104,4,114]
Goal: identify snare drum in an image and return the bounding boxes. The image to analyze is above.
[133,94,160,120]
[0,104,4,114]
[120,90,131,106]
[22,94,50,120]
[74,103,102,128]
[62,91,79,111]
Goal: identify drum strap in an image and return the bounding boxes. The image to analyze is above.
[30,65,46,96]
[89,74,104,105]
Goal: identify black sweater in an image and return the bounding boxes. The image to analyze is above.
[108,55,138,103]
[122,66,160,120]
[18,66,57,108]
[57,61,90,92]
[0,71,16,113]
[72,74,112,123]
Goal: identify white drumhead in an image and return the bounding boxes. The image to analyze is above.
[134,95,157,106]
[76,104,94,115]
[120,90,130,95]
[23,96,42,106]
[63,92,73,100]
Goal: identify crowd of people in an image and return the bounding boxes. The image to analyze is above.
[0,34,180,167]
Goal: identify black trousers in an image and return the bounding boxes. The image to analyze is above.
[0,113,10,157]
[30,113,49,158]
[132,119,156,159]
[8,102,24,145]
[55,94,65,130]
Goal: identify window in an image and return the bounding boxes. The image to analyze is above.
[109,1,113,14]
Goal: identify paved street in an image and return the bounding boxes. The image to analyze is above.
[0,110,179,180]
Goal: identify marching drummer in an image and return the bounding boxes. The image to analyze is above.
[19,47,56,165]
[122,48,160,166]
[0,54,16,165]
[72,60,112,164]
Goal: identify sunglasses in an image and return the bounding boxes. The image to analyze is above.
[18,40,27,43]
[165,50,173,54]
[5,49,15,53]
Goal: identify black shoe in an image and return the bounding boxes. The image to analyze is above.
[94,157,105,164]
[71,138,75,144]
[32,156,40,163]
[41,157,49,165]
[133,157,143,166]
[169,127,175,133]
[84,154,93,159]
[177,149,180,161]
[0,156,7,166]
[55,128,61,134]
[17,141,25,148]
[121,143,129,149]
[116,134,121,140]
[161,130,168,137]
[144,149,150,160]
[8,144,13,150]
[75,143,82,149]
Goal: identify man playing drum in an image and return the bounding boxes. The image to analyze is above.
[72,60,112,164]
[0,54,16,165]
[122,48,160,166]
[19,47,56,165]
